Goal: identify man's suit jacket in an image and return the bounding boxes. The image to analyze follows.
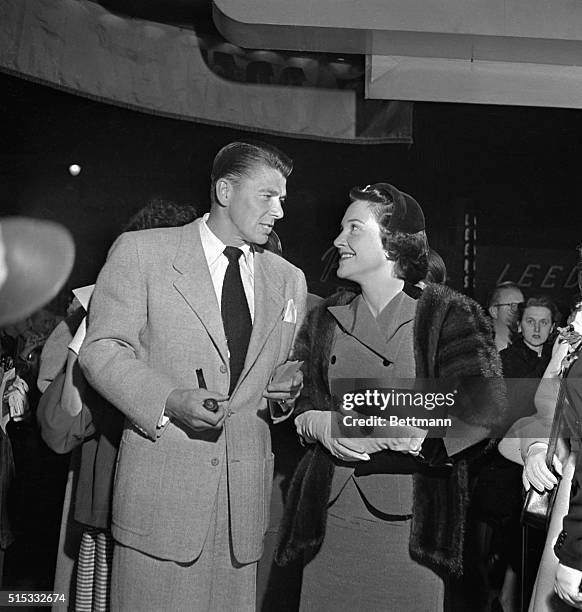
[79,219,307,564]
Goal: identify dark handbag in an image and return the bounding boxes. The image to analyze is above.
[520,373,568,530]
[520,473,561,530]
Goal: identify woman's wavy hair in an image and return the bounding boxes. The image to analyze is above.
[349,184,429,284]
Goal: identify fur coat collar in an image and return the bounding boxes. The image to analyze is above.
[275,284,506,576]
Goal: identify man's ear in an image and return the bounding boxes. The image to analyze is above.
[215,178,232,207]
[488,305,498,320]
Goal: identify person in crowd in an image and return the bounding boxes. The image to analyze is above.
[488,282,525,352]
[473,296,558,612]
[275,182,507,612]
[463,281,522,611]
[548,343,582,610]
[424,248,447,284]
[499,298,582,611]
[79,141,307,612]
[0,217,75,586]
[36,200,198,611]
[501,295,557,419]
[516,298,582,610]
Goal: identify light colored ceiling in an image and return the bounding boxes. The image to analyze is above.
[213,0,582,108]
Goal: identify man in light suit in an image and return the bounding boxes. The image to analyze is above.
[79,142,307,611]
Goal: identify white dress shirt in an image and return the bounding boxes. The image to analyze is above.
[199,213,255,322]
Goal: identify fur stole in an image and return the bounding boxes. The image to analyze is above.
[275,284,507,576]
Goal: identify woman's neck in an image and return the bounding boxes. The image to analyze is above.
[360,276,405,318]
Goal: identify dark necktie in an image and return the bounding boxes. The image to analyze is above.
[221,246,252,394]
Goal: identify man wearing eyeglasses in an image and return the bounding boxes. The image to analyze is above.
[487,281,525,351]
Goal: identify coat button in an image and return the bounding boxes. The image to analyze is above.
[211,458,219,466]
[330,355,336,364]
[220,365,227,374]
[383,359,390,366]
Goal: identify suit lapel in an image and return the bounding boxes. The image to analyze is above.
[235,252,286,391]
[172,220,229,364]
[328,293,416,364]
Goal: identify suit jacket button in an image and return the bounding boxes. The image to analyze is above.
[220,365,227,374]
[330,355,336,364]
[383,359,390,366]
[211,458,219,466]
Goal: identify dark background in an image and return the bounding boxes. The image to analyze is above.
[2,71,582,311]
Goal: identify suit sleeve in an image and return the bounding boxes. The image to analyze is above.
[78,233,176,440]
[37,370,96,454]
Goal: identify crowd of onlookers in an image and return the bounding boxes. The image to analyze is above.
[1,142,581,612]
[2,255,574,612]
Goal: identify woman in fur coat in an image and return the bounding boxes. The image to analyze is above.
[275,183,507,612]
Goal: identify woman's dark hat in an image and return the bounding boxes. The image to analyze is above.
[0,218,75,326]
[350,183,425,233]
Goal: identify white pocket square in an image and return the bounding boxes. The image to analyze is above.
[283,299,297,324]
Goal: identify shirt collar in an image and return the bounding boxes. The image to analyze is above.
[200,213,253,268]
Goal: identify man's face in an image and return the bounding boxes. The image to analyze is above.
[491,287,525,327]
[221,165,286,245]
[519,306,554,350]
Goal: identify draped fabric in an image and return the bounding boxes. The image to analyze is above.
[0,0,412,143]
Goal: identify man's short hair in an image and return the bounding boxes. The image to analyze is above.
[210,141,293,206]
[487,281,522,309]
[519,295,558,323]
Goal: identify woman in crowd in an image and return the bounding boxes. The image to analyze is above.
[36,200,197,611]
[479,296,558,612]
[276,183,507,611]
[500,299,582,611]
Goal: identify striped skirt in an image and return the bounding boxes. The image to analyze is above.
[75,528,114,612]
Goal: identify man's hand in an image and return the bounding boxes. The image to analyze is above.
[523,443,562,492]
[555,563,582,608]
[164,388,228,432]
[263,370,303,403]
[295,410,370,462]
